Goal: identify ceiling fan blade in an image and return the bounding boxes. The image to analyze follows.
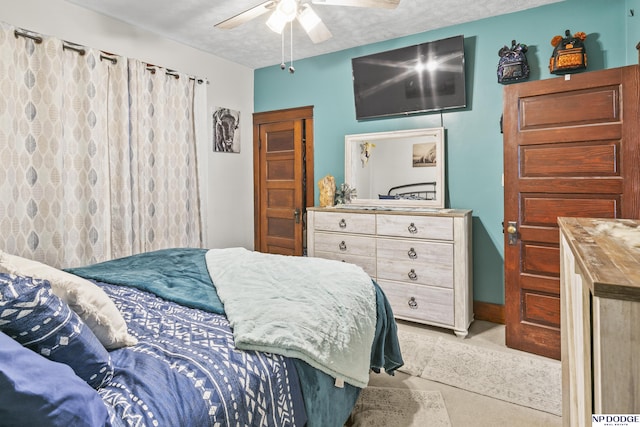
[309,21,332,44]
[311,0,400,9]
[215,1,276,29]
[303,20,333,44]
[297,4,332,43]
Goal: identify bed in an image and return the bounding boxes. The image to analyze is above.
[0,247,403,427]
[379,182,437,201]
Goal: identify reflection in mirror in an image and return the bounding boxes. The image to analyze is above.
[344,127,445,209]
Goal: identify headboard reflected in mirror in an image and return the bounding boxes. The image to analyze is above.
[344,127,445,209]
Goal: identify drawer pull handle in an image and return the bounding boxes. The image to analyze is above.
[407,248,417,259]
[339,241,347,251]
[408,223,418,234]
[339,218,347,228]
[408,269,418,281]
[408,297,418,309]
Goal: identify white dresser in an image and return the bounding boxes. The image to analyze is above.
[307,207,473,337]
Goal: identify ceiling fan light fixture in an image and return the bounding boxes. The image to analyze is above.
[267,0,298,34]
[298,4,321,32]
[216,0,399,69]
[278,0,299,20]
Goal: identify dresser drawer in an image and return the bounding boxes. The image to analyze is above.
[377,239,453,288]
[313,251,376,278]
[377,214,453,240]
[378,280,454,326]
[313,232,376,257]
[312,211,376,234]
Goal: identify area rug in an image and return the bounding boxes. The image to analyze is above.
[395,330,440,377]
[397,330,562,416]
[345,387,451,427]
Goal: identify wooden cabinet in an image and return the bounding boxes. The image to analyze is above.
[307,207,473,337]
[559,217,640,426]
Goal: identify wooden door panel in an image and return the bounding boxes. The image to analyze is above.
[267,218,295,239]
[522,197,620,224]
[522,245,560,276]
[267,188,295,208]
[518,124,622,145]
[521,142,619,176]
[521,275,558,295]
[523,292,560,326]
[519,179,623,194]
[519,227,561,245]
[267,129,295,151]
[267,160,295,180]
[504,65,640,359]
[519,196,619,247]
[519,86,620,130]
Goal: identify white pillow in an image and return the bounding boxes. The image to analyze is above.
[0,250,138,350]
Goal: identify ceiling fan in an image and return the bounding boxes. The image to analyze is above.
[215,0,401,44]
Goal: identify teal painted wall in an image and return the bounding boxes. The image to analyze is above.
[254,0,634,305]
[628,0,640,63]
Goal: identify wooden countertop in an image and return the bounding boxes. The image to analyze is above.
[558,217,640,302]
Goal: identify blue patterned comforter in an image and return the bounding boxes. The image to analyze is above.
[98,282,306,427]
[68,248,403,427]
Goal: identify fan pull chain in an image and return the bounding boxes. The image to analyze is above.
[280,28,286,70]
[289,22,295,74]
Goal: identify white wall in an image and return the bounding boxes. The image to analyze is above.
[1,0,256,250]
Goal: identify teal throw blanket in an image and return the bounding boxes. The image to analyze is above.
[65,248,224,314]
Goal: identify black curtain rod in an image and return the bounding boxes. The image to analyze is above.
[146,65,209,84]
[100,54,117,64]
[63,42,85,56]
[14,29,42,44]
[14,27,208,84]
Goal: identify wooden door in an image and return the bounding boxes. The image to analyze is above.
[503,65,640,360]
[253,106,314,256]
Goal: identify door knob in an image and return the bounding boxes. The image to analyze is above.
[294,208,300,224]
[506,221,518,245]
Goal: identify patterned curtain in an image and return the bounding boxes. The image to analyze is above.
[60,46,130,267]
[128,59,202,253]
[0,26,62,266]
[101,54,136,261]
[0,22,203,267]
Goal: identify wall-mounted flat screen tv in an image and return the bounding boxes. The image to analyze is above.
[352,35,466,120]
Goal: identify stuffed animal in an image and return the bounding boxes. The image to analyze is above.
[549,30,587,74]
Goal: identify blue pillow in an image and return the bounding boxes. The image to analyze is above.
[0,273,114,389]
[0,330,112,427]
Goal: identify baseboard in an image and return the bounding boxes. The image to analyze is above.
[473,301,505,324]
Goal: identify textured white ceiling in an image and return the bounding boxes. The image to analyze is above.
[65,0,562,69]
